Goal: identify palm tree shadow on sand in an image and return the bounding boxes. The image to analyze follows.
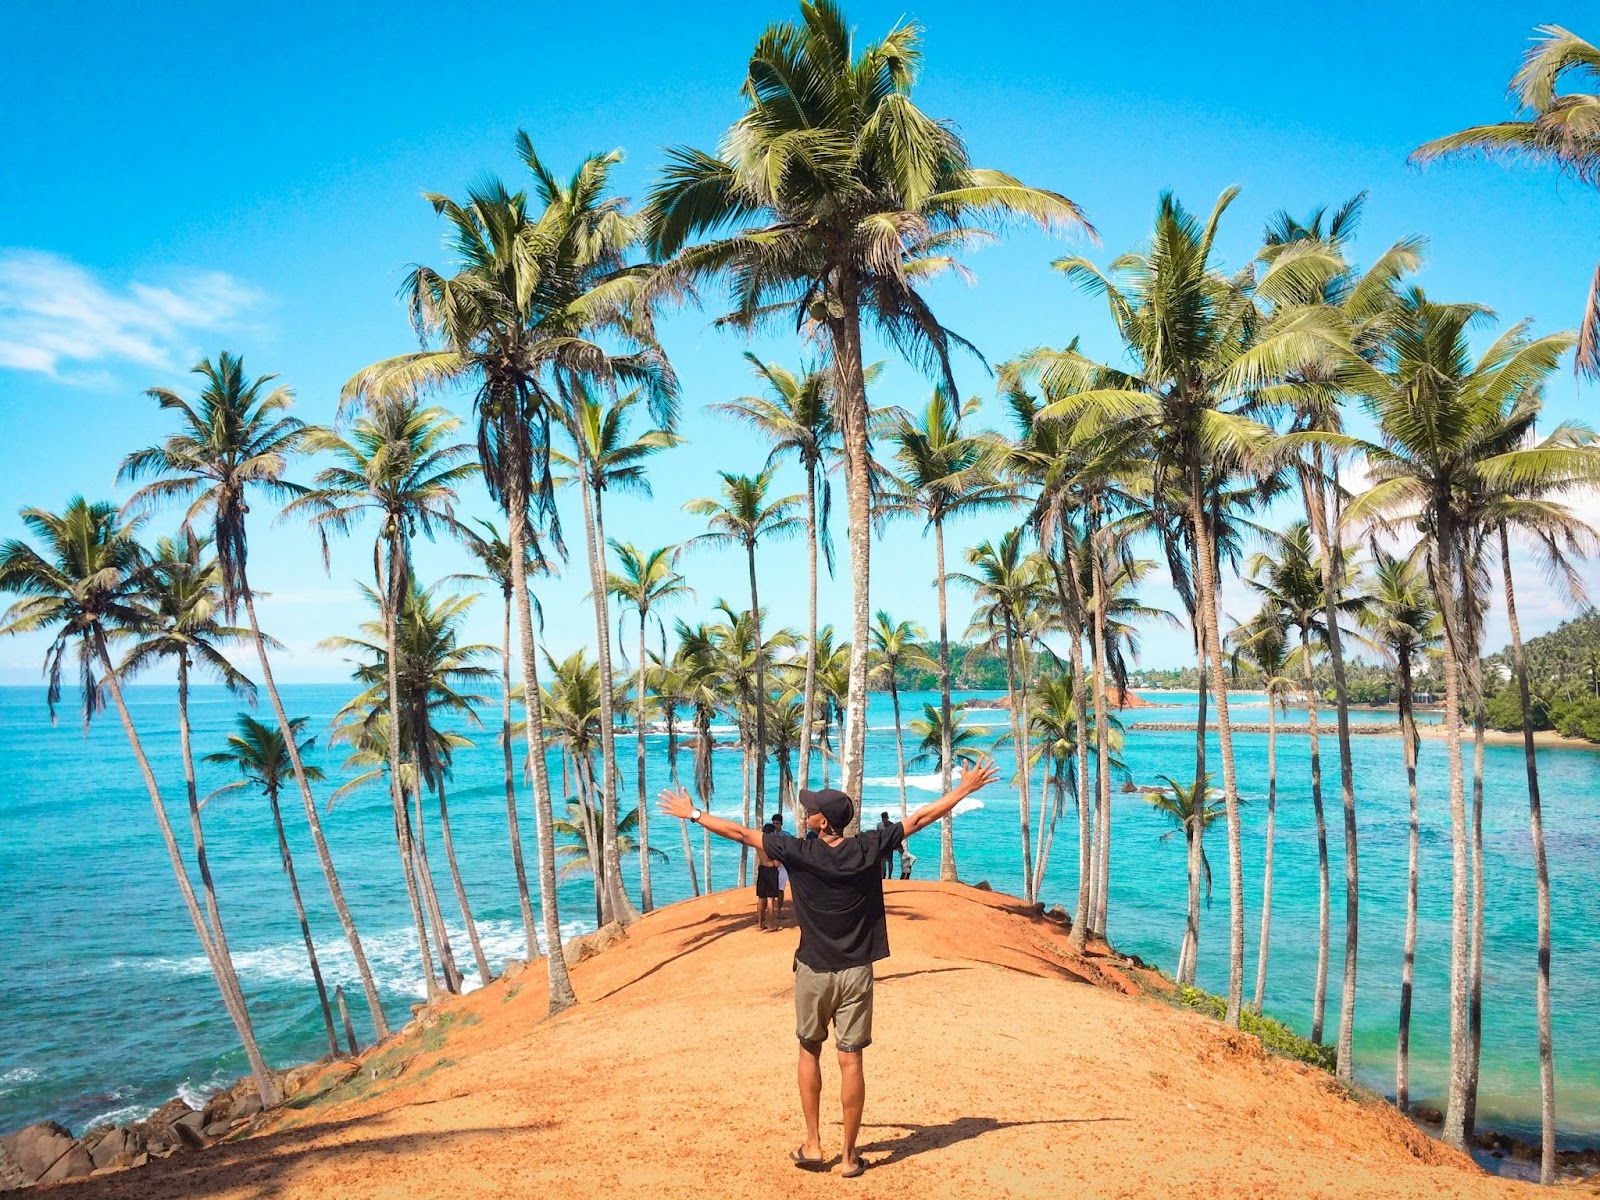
[856,1116,1127,1168]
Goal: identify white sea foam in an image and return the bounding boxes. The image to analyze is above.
[130,917,592,1001]
[0,1066,39,1090]
[86,1102,154,1128]
[863,772,945,793]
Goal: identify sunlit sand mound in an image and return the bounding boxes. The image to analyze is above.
[51,883,1532,1199]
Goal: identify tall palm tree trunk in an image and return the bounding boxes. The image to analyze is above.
[240,585,389,1038]
[1065,572,1092,953]
[1016,638,1035,904]
[499,592,538,959]
[1302,625,1331,1044]
[1002,627,1034,903]
[665,707,700,896]
[1304,471,1359,1079]
[635,616,655,910]
[575,752,610,925]
[1181,639,1205,986]
[409,780,461,993]
[1091,523,1113,939]
[1429,531,1472,1151]
[1500,529,1556,1184]
[831,297,872,817]
[269,786,340,1056]
[746,542,769,837]
[890,681,909,824]
[506,473,577,1014]
[1252,692,1278,1015]
[739,743,752,886]
[581,479,640,926]
[174,658,254,1032]
[799,461,821,798]
[381,537,444,999]
[1466,700,1487,1132]
[436,779,490,986]
[94,633,280,1106]
[1190,478,1246,1026]
[1396,647,1420,1113]
[934,518,957,880]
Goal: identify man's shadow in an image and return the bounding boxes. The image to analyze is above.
[856,1115,1125,1167]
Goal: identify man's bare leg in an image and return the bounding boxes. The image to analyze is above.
[838,1049,864,1169]
[797,1042,824,1159]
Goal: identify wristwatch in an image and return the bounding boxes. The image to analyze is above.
[689,809,704,824]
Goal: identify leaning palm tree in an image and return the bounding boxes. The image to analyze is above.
[607,541,691,911]
[1344,291,1580,1151]
[866,612,936,826]
[647,643,700,896]
[1413,25,1600,378]
[0,499,280,1105]
[674,621,725,890]
[347,142,668,1014]
[288,399,476,996]
[1229,605,1295,1012]
[908,700,981,776]
[1147,773,1227,974]
[712,356,842,796]
[537,649,610,924]
[685,469,804,842]
[450,517,549,966]
[646,0,1090,811]
[119,353,389,1038]
[877,390,1013,871]
[1026,670,1083,900]
[205,715,340,1056]
[951,530,1046,902]
[119,530,262,1055]
[554,802,668,926]
[555,385,680,924]
[1245,522,1336,1041]
[1359,550,1440,1116]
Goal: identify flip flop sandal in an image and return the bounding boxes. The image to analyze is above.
[839,1158,867,1178]
[790,1147,828,1171]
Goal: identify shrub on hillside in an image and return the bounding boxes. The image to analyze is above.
[1179,986,1336,1071]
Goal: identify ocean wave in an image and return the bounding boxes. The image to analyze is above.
[0,1066,39,1091]
[126,917,592,1001]
[85,1101,155,1129]
[863,772,945,793]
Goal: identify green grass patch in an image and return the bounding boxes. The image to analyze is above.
[1179,985,1336,1071]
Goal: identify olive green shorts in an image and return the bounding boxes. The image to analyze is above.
[794,960,874,1053]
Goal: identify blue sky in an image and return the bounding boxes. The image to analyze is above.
[2,1,1596,684]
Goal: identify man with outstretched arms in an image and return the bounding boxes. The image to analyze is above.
[657,754,999,1178]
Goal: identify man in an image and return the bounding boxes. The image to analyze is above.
[876,812,895,879]
[771,810,789,926]
[658,755,998,1178]
[755,821,781,930]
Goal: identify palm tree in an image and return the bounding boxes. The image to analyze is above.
[1146,773,1227,970]
[952,531,1046,902]
[348,143,669,1014]
[450,518,549,968]
[1344,291,1579,1150]
[674,622,725,890]
[1359,550,1439,1116]
[1229,606,1295,1013]
[685,470,804,845]
[119,530,263,1056]
[908,701,981,776]
[556,386,680,924]
[877,390,1012,871]
[1412,25,1600,378]
[645,0,1090,813]
[205,715,340,1056]
[1013,190,1339,1024]
[866,613,936,830]
[0,499,280,1105]
[712,356,841,796]
[647,642,700,896]
[607,541,691,911]
[1245,523,1332,1035]
[554,802,668,924]
[120,353,389,1038]
[537,649,610,924]
[288,398,476,997]
[1025,670,1081,899]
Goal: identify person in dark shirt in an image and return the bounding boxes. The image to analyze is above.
[755,821,781,930]
[877,812,895,878]
[657,754,998,1178]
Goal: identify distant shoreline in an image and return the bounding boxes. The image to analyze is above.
[1126,719,1600,752]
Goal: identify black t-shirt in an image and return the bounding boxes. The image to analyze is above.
[762,823,906,971]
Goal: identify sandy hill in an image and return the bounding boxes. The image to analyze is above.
[48,883,1535,1199]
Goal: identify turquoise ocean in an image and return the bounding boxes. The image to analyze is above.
[1,684,1597,1144]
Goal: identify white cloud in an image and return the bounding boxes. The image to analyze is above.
[0,249,261,381]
